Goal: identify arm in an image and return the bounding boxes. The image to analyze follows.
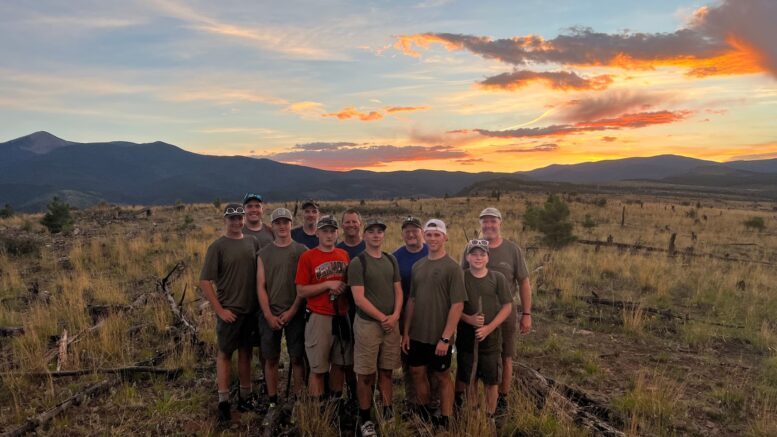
[200,279,236,323]
[279,295,303,324]
[476,302,513,341]
[352,285,388,322]
[401,297,415,353]
[297,280,343,299]
[436,302,464,355]
[460,311,485,327]
[257,258,282,330]
[518,277,532,333]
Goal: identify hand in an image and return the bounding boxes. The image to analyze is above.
[278,307,297,325]
[218,308,237,323]
[519,314,532,334]
[401,334,410,354]
[475,324,493,341]
[435,340,450,356]
[265,313,283,330]
[328,280,346,295]
[472,313,485,327]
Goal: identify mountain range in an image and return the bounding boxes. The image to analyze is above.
[2,132,776,211]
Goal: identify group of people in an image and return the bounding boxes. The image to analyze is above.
[199,194,532,435]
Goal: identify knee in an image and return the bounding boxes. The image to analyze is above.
[266,357,280,367]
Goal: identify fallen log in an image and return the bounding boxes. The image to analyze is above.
[577,239,774,266]
[515,362,625,437]
[44,320,105,363]
[157,261,203,350]
[3,366,182,380]
[0,326,24,337]
[2,379,113,437]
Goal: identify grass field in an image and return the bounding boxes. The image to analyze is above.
[1,192,777,436]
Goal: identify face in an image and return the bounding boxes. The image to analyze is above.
[303,206,320,226]
[244,200,263,224]
[271,218,292,238]
[317,226,338,248]
[342,213,362,239]
[402,225,423,248]
[424,230,447,252]
[467,248,489,269]
[480,216,502,240]
[225,215,245,233]
[364,227,384,249]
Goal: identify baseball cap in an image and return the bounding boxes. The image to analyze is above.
[223,203,245,217]
[364,218,387,231]
[423,219,447,235]
[316,215,339,229]
[401,216,422,229]
[242,193,263,204]
[466,239,489,254]
[271,208,293,223]
[479,207,502,220]
[301,199,319,210]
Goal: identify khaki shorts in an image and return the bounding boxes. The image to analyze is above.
[353,314,401,375]
[305,312,353,373]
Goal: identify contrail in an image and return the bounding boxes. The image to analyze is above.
[504,107,556,130]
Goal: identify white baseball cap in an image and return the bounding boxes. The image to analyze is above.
[423,218,447,235]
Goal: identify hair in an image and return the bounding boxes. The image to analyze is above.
[341,208,362,223]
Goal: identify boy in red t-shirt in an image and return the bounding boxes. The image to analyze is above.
[295,215,352,400]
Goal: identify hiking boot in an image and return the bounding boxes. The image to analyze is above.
[217,401,231,424]
[261,402,278,427]
[495,394,508,417]
[357,419,378,437]
[236,392,261,412]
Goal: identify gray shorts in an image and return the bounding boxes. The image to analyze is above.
[257,311,306,361]
[456,350,502,386]
[216,313,257,355]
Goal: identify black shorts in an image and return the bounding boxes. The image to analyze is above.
[257,311,306,361]
[407,339,452,373]
[455,350,502,386]
[216,313,257,355]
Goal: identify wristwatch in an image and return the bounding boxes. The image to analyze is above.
[439,337,450,344]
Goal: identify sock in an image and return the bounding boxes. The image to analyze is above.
[359,408,371,422]
[269,395,278,404]
[349,382,358,400]
[439,416,449,428]
[239,385,252,400]
[218,390,229,403]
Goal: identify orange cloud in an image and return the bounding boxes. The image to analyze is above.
[385,105,431,113]
[479,70,613,91]
[322,107,383,121]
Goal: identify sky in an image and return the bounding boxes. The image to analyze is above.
[0,0,776,172]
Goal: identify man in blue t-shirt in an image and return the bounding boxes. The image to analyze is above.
[392,215,428,404]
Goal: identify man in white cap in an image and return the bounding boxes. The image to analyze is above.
[401,219,466,430]
[462,207,531,415]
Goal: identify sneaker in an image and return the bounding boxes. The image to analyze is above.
[358,419,378,437]
[236,392,260,412]
[261,402,278,427]
[217,401,231,424]
[495,394,508,417]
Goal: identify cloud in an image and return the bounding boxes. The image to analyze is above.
[395,0,776,78]
[498,143,559,153]
[558,91,662,122]
[601,136,617,142]
[165,88,288,105]
[473,110,691,138]
[385,105,431,113]
[479,70,613,91]
[285,101,325,118]
[322,107,383,121]
[265,142,471,170]
[455,158,484,165]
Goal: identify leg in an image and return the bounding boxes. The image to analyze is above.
[291,356,305,396]
[237,346,252,388]
[329,364,345,393]
[309,372,326,397]
[434,370,454,417]
[357,372,376,411]
[264,357,280,397]
[377,369,393,407]
[410,365,430,406]
[217,350,232,393]
[485,384,499,415]
[500,355,512,395]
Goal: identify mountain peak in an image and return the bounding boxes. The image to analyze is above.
[5,131,73,154]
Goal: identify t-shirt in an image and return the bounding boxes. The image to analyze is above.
[243,224,274,250]
[291,226,319,249]
[456,270,512,354]
[347,253,401,322]
[393,244,429,303]
[258,242,307,315]
[337,240,366,260]
[199,236,258,315]
[461,239,529,296]
[295,247,350,316]
[408,255,467,344]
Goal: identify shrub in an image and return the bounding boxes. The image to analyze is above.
[523,194,576,247]
[743,216,765,231]
[582,214,597,229]
[40,197,74,234]
[0,203,13,218]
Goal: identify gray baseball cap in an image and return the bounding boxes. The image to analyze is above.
[271,208,293,223]
[479,207,502,219]
[316,215,339,229]
[364,218,387,231]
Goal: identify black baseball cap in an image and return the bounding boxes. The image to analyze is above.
[242,193,263,204]
[401,216,422,229]
[316,215,338,229]
[364,218,387,232]
[301,199,319,210]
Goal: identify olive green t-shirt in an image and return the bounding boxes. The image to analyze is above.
[258,242,307,315]
[243,224,274,250]
[409,255,467,344]
[199,236,258,314]
[456,270,512,354]
[347,252,401,322]
[461,239,529,296]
